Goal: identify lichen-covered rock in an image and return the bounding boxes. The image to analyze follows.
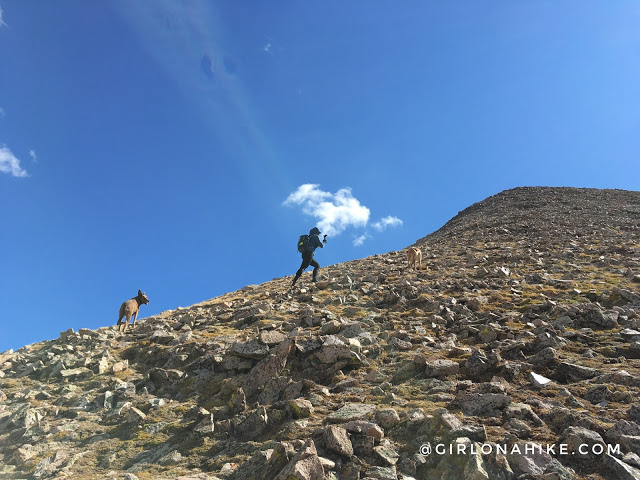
[364,465,397,480]
[562,426,605,460]
[528,347,559,367]
[324,425,353,457]
[505,442,553,477]
[455,392,511,417]
[289,398,314,419]
[376,407,401,429]
[232,340,270,359]
[604,453,640,480]
[426,359,460,378]
[555,362,598,382]
[373,440,400,466]
[274,439,324,480]
[234,406,269,440]
[327,403,377,423]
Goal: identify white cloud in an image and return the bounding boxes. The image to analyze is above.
[284,184,370,237]
[353,234,369,247]
[0,107,5,118]
[372,215,403,232]
[284,184,403,246]
[0,6,6,28]
[0,146,29,177]
[29,149,37,162]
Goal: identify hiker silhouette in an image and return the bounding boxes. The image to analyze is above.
[292,227,327,287]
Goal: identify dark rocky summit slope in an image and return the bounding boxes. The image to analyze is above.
[1,187,640,480]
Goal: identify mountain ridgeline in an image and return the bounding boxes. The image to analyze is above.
[1,187,639,480]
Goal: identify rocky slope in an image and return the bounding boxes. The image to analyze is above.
[1,186,640,480]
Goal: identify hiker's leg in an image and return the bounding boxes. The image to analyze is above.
[311,258,320,282]
[292,253,312,286]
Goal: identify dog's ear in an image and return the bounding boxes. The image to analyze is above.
[138,290,142,296]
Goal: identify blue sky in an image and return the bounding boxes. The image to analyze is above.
[1,1,639,352]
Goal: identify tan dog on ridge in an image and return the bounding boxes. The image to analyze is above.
[407,247,422,270]
[117,290,149,332]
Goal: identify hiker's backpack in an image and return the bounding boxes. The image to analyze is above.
[297,234,310,253]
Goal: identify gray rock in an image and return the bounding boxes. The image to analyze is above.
[447,425,487,443]
[60,367,94,381]
[242,339,292,400]
[3,404,43,431]
[178,475,221,480]
[234,406,270,440]
[150,329,176,344]
[259,330,287,346]
[426,359,460,378]
[149,368,184,389]
[97,356,110,374]
[34,450,68,478]
[529,372,552,388]
[621,329,640,340]
[506,442,552,476]
[464,448,490,480]
[436,409,463,430]
[457,393,511,417]
[229,387,246,415]
[289,398,314,419]
[194,412,215,435]
[620,436,640,456]
[465,349,499,379]
[59,328,75,340]
[325,425,353,457]
[315,342,361,365]
[503,418,532,439]
[221,354,254,372]
[606,420,640,442]
[128,442,180,472]
[604,453,640,480]
[556,362,598,382]
[364,465,397,480]
[584,384,612,404]
[127,406,147,424]
[374,440,400,466]
[377,408,401,429]
[390,337,413,350]
[581,305,618,329]
[229,443,294,480]
[343,420,385,439]
[340,461,361,480]
[327,403,377,423]
[552,316,575,329]
[16,361,43,378]
[114,378,137,397]
[504,403,543,427]
[562,426,605,460]
[593,369,636,386]
[274,439,324,480]
[623,452,640,469]
[632,406,640,423]
[232,340,270,359]
[540,459,576,480]
[321,320,344,335]
[528,347,559,367]
[159,450,182,465]
[352,433,375,456]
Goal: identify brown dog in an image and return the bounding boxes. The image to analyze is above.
[117,290,149,332]
[407,247,422,270]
